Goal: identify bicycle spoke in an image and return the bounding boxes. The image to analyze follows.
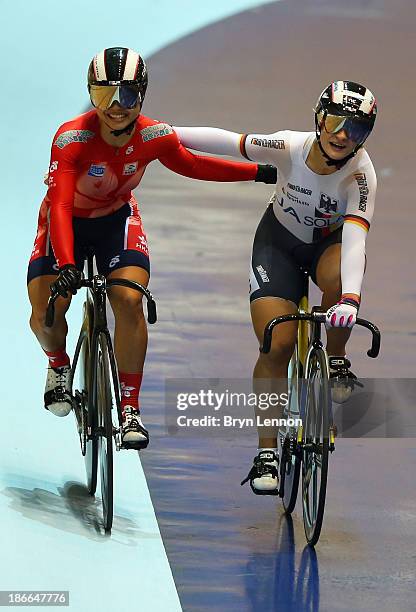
[314,453,322,468]
[304,457,312,489]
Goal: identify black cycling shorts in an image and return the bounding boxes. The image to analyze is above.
[250,203,342,305]
[27,203,150,283]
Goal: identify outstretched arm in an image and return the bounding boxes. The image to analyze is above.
[159,141,258,181]
[174,125,288,167]
[173,126,242,157]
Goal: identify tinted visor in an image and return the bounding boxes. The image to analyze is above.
[323,113,372,144]
[89,84,141,110]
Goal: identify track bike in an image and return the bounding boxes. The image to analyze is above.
[261,269,380,546]
[46,253,157,532]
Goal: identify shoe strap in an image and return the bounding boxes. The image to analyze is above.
[241,452,279,486]
[329,356,351,370]
[122,414,148,440]
[44,387,71,406]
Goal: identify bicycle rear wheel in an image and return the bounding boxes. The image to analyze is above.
[95,332,114,532]
[302,347,330,546]
[79,301,98,496]
[279,348,301,513]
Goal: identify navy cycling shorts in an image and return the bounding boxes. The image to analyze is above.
[250,203,342,306]
[27,203,150,283]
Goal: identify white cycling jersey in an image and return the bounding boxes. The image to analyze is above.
[175,126,377,297]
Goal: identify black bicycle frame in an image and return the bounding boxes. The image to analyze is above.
[46,254,157,432]
[74,274,121,435]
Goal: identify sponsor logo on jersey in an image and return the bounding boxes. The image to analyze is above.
[109,255,120,268]
[49,161,58,173]
[354,173,368,212]
[123,162,138,175]
[286,191,310,206]
[287,182,312,196]
[319,193,338,213]
[125,146,134,155]
[54,130,95,149]
[88,164,106,177]
[250,137,285,150]
[136,235,148,248]
[140,123,173,142]
[276,196,342,228]
[256,265,270,283]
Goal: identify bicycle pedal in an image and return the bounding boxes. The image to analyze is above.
[303,443,317,452]
[250,487,280,496]
[121,439,149,451]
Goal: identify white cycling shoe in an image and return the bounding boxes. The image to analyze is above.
[44,365,72,417]
[241,450,280,495]
[121,406,149,449]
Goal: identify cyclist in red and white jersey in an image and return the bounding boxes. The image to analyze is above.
[27,47,274,447]
[174,81,377,493]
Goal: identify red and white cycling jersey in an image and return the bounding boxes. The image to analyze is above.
[37,110,257,268]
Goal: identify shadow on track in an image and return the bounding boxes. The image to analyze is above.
[245,514,320,612]
[2,479,150,544]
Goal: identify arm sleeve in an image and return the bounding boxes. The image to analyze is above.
[341,162,377,297]
[174,126,289,166]
[173,126,242,157]
[340,222,367,297]
[47,137,77,268]
[159,141,257,181]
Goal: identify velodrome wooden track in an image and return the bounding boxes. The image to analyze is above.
[139,2,416,610]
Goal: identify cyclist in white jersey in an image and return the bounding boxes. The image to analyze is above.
[174,81,377,494]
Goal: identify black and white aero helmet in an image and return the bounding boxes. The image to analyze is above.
[315,81,377,142]
[87,47,148,106]
[314,80,377,166]
[315,81,377,120]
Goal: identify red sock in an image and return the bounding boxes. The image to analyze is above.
[44,347,70,368]
[119,371,143,413]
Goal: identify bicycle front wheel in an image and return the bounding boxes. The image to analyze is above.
[94,333,114,533]
[301,347,330,546]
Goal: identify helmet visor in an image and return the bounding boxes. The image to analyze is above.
[89,84,141,110]
[322,113,372,144]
